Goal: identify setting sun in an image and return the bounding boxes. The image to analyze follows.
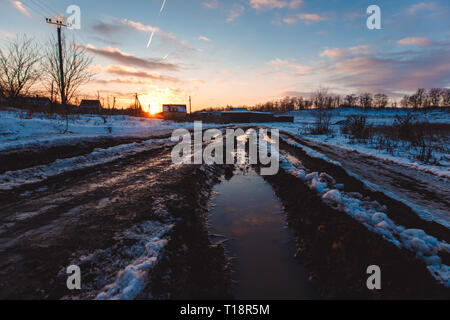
[138,94,164,114]
[138,90,189,115]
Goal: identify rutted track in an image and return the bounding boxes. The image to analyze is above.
[283,133,450,229]
[0,142,231,299]
[0,128,448,299]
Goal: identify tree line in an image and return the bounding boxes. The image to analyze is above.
[250,88,450,112]
[0,34,93,105]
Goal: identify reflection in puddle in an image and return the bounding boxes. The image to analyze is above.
[209,168,316,300]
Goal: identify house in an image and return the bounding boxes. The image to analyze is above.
[191,107,294,123]
[79,100,102,113]
[162,104,187,120]
[23,96,51,107]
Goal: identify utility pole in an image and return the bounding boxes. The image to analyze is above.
[46,18,67,105]
[189,96,192,114]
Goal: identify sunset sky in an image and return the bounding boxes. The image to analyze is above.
[1,0,449,112]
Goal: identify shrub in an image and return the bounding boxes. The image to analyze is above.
[342,115,373,140]
[394,112,416,140]
[310,108,333,134]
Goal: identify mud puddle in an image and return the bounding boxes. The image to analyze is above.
[208,168,316,299]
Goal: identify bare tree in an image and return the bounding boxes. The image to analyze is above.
[0,36,40,100]
[408,89,426,109]
[428,88,442,107]
[401,95,411,108]
[312,88,333,134]
[374,93,388,108]
[344,94,357,108]
[415,88,426,108]
[359,93,373,109]
[313,88,330,109]
[442,89,450,107]
[42,33,93,105]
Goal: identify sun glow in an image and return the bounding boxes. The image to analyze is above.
[139,95,164,115]
[138,91,189,115]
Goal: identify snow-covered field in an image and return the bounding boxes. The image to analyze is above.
[1,107,449,296]
[274,136,450,286]
[0,108,185,154]
[269,108,450,176]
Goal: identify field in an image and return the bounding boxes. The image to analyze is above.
[0,107,449,299]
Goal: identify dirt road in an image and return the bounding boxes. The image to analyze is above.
[0,131,448,299]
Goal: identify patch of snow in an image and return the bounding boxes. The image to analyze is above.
[280,134,450,229]
[0,137,172,190]
[277,145,450,287]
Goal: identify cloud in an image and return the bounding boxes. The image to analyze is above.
[282,13,326,25]
[289,0,303,8]
[0,29,15,38]
[268,58,313,75]
[11,1,30,17]
[227,4,245,22]
[82,45,179,71]
[397,37,432,46]
[297,13,325,23]
[250,0,303,10]
[249,0,297,10]
[91,22,125,35]
[320,45,370,59]
[282,17,297,24]
[198,36,212,42]
[102,65,178,82]
[202,0,219,9]
[407,2,438,15]
[315,43,450,94]
[220,69,235,75]
[93,78,160,85]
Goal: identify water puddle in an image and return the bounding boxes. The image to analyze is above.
[209,168,317,300]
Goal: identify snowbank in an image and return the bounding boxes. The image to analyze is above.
[277,140,450,287]
[0,109,190,154]
[95,221,173,300]
[0,137,172,190]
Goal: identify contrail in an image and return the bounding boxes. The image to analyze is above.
[160,0,167,14]
[147,30,155,48]
[147,0,167,48]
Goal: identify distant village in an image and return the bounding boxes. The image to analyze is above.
[1,94,294,124]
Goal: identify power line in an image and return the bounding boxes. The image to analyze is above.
[30,0,55,17]
[33,0,60,17]
[46,18,68,105]
[22,0,47,18]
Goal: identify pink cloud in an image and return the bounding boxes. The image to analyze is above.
[250,0,303,10]
[407,2,438,15]
[397,37,432,46]
[227,4,245,22]
[202,0,219,9]
[11,1,30,17]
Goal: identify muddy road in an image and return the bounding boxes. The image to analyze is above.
[288,134,450,230]
[0,130,448,299]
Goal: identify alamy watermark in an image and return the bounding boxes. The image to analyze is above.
[367,5,381,30]
[366,265,382,290]
[171,122,280,176]
[66,5,81,30]
[66,265,81,290]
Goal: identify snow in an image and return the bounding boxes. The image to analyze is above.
[70,221,174,300]
[97,221,174,300]
[276,144,450,287]
[280,134,450,229]
[0,137,172,190]
[268,108,450,177]
[322,189,342,204]
[0,108,203,154]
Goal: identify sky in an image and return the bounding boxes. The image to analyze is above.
[1,0,449,112]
